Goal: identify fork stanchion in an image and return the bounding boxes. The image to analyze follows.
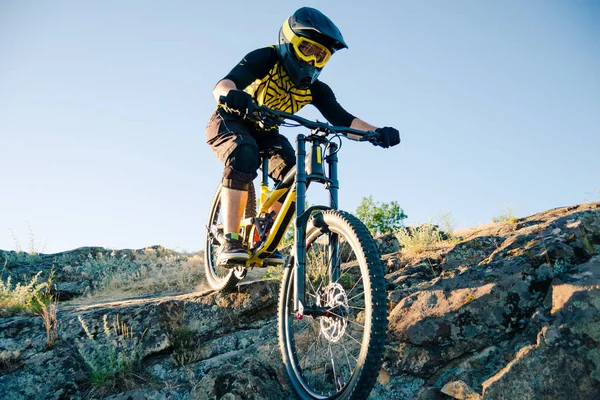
[327,142,341,281]
[294,134,307,315]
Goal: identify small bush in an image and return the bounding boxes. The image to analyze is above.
[76,314,146,389]
[395,224,443,254]
[2,251,42,268]
[0,271,52,314]
[437,212,462,243]
[492,206,518,224]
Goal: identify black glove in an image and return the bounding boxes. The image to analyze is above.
[374,126,401,148]
[223,90,253,117]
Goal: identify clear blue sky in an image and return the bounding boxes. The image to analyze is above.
[1,0,599,254]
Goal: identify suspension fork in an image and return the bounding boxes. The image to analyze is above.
[327,142,341,282]
[293,134,307,315]
[293,137,341,315]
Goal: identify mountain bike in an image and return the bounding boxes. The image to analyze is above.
[204,100,388,400]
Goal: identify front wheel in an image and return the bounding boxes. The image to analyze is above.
[278,210,388,400]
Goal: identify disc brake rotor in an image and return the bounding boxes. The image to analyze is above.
[317,282,348,342]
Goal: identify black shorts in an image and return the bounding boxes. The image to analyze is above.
[206,110,295,182]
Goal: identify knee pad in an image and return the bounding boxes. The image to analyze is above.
[222,143,260,190]
[222,167,258,191]
[228,143,260,173]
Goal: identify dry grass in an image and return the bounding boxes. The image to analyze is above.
[101,251,203,294]
[492,206,518,224]
[395,225,444,255]
[36,295,59,348]
[70,248,205,302]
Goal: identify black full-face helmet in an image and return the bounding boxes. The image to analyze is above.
[276,7,348,88]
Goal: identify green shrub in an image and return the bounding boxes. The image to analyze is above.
[76,314,146,388]
[395,224,443,254]
[2,251,42,267]
[356,195,407,236]
[0,271,52,314]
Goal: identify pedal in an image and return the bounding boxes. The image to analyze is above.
[218,258,247,269]
[264,258,286,266]
[264,252,287,266]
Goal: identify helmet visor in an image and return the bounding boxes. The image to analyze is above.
[282,20,332,68]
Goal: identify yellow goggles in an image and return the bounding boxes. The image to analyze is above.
[282,19,332,68]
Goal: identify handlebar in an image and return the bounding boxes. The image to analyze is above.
[218,95,379,144]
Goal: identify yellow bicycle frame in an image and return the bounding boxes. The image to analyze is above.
[241,183,296,268]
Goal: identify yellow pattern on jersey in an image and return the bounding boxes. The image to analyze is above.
[243,61,312,115]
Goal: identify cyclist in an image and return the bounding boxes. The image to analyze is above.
[206,7,401,266]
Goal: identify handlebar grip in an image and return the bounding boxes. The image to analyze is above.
[217,94,258,116]
[367,130,380,142]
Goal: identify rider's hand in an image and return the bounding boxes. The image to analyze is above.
[374,127,401,148]
[223,90,254,117]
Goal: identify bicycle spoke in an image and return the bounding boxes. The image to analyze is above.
[295,318,315,337]
[299,339,318,367]
[307,274,319,299]
[347,305,365,311]
[313,332,326,392]
[340,341,358,363]
[342,273,362,297]
[346,288,366,303]
[315,244,328,293]
[342,330,364,347]
[328,341,339,392]
[341,343,353,385]
[326,312,366,331]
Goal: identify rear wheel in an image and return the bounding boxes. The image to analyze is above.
[204,183,256,291]
[278,210,388,399]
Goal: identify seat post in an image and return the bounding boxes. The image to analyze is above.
[260,155,270,205]
[261,156,269,187]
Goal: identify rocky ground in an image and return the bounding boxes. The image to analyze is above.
[1,202,599,399]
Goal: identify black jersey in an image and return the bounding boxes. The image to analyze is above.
[222,46,356,128]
